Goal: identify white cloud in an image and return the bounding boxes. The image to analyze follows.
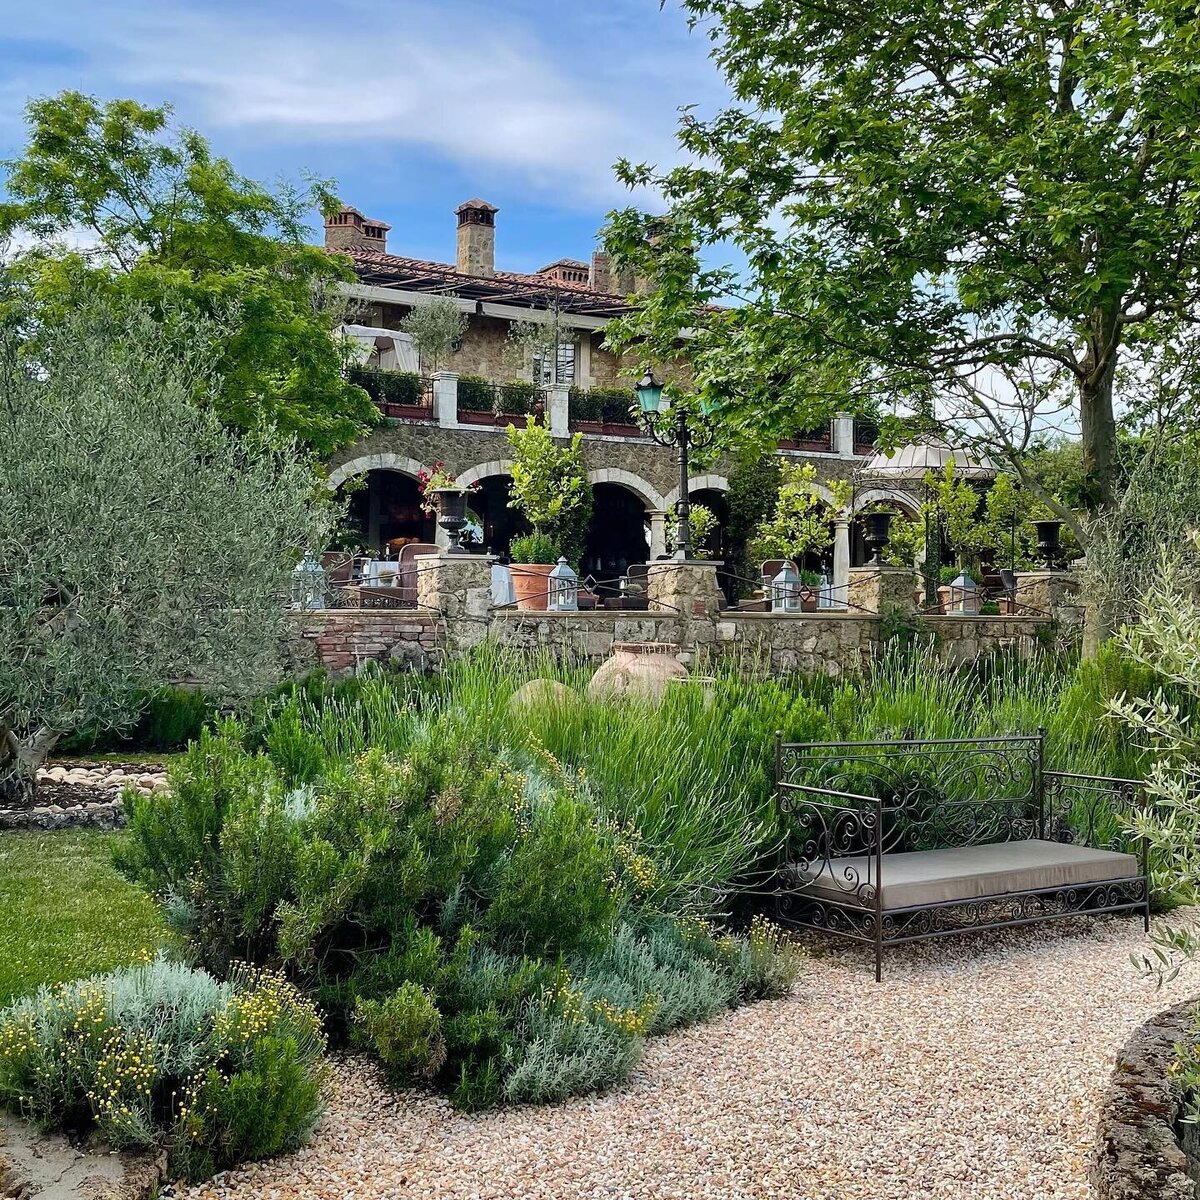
[1,0,723,209]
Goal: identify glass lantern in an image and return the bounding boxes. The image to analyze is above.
[948,571,980,615]
[771,561,803,613]
[291,550,327,610]
[548,557,579,612]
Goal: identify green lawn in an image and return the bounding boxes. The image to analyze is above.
[0,830,175,1006]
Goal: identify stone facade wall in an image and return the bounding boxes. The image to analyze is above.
[328,420,856,506]
[299,607,1051,679]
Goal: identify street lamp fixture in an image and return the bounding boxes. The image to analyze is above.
[632,371,716,561]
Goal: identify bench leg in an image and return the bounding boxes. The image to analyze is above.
[1144,899,1151,934]
[875,940,882,983]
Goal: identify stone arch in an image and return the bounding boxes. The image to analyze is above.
[456,459,515,489]
[327,452,428,491]
[851,487,922,520]
[662,473,731,509]
[585,468,667,512]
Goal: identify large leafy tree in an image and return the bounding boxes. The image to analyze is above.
[0,298,331,798]
[0,92,378,455]
[604,0,1200,513]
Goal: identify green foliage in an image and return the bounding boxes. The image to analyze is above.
[0,298,332,794]
[604,0,1200,510]
[505,418,592,565]
[509,532,561,564]
[347,366,426,408]
[59,687,214,755]
[568,387,637,423]
[399,297,468,373]
[353,984,446,1083]
[667,502,720,558]
[456,375,536,415]
[0,959,326,1181]
[0,91,377,455]
[749,463,850,565]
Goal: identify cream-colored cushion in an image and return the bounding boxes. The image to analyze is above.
[796,838,1140,910]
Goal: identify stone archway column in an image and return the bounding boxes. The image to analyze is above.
[648,510,668,560]
[833,518,851,605]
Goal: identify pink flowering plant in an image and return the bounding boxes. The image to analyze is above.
[417,461,477,515]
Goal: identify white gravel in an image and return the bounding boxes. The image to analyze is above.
[168,915,1200,1200]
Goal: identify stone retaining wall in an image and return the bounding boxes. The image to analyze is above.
[298,607,1051,678]
[1091,999,1199,1200]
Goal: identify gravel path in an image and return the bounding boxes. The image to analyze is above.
[169,915,1200,1200]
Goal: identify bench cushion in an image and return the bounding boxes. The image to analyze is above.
[796,838,1140,910]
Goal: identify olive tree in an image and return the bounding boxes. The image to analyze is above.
[0,299,332,798]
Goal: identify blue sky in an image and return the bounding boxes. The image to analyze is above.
[0,1,729,273]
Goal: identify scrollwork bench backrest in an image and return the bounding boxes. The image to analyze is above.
[775,733,1045,857]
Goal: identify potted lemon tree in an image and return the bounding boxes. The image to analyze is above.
[505,418,592,610]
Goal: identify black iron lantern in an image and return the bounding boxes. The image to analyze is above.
[861,510,894,566]
[1031,518,1063,569]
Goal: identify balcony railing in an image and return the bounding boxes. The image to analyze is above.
[777,424,834,453]
[853,418,879,455]
[350,366,434,422]
[567,386,643,437]
[456,377,539,425]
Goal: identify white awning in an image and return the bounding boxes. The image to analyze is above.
[339,324,419,373]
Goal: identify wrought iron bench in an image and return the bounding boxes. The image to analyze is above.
[772,733,1149,980]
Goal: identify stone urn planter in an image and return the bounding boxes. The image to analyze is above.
[510,564,555,611]
[432,488,470,555]
[587,642,688,702]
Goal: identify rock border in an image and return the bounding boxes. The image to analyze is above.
[1092,998,1200,1200]
[0,801,126,832]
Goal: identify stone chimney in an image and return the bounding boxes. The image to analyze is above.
[324,206,390,254]
[455,198,499,276]
[589,251,612,293]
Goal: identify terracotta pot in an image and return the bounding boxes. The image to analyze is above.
[511,563,555,611]
[937,585,952,614]
[587,642,688,703]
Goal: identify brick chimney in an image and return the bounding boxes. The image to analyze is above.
[455,198,498,276]
[589,251,612,293]
[324,206,389,254]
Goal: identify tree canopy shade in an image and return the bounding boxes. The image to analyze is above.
[0,298,332,797]
[0,92,378,456]
[604,0,1200,510]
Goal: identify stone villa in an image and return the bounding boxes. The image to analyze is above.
[322,198,900,594]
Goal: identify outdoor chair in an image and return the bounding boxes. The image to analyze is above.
[772,733,1149,980]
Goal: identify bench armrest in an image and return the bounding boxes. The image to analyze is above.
[777,782,884,906]
[1043,770,1148,872]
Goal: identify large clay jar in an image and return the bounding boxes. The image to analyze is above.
[511,563,555,611]
[587,642,688,703]
[508,678,580,715]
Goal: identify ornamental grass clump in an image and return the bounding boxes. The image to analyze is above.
[0,957,327,1181]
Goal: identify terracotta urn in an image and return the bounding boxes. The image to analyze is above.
[510,563,555,611]
[508,678,579,715]
[587,642,688,703]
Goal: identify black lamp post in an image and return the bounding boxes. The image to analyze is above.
[633,371,716,561]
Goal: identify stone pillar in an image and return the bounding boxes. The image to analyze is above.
[433,371,459,427]
[832,518,851,607]
[648,510,668,560]
[544,382,570,437]
[416,554,495,650]
[646,560,723,619]
[1014,570,1081,619]
[847,565,916,615]
[833,412,856,458]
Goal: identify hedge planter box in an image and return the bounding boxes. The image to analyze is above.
[457,408,527,427]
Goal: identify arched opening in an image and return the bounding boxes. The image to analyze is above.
[689,486,734,600]
[467,474,530,558]
[342,470,435,555]
[582,483,649,589]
